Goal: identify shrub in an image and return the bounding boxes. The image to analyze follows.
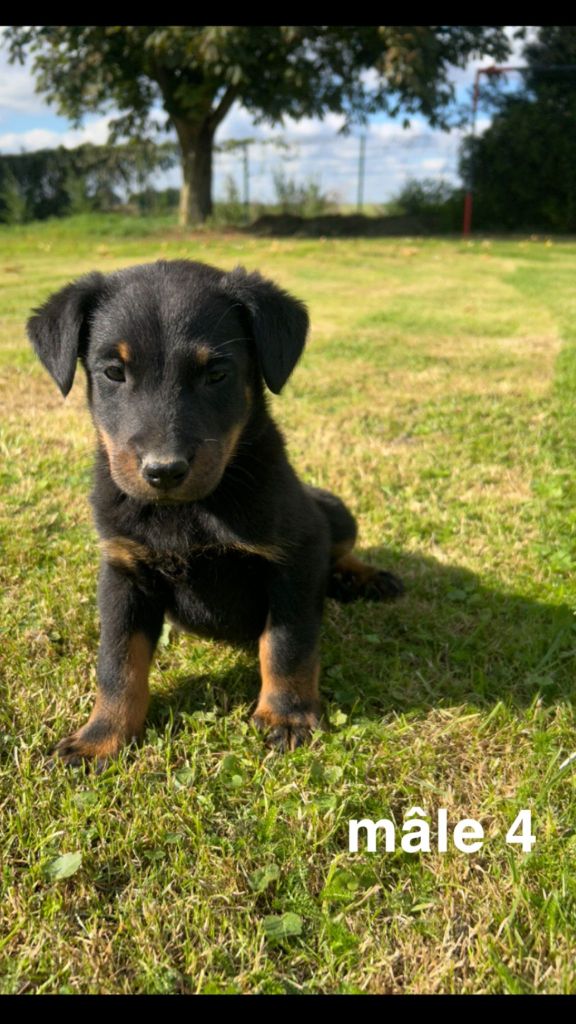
[389,177,463,231]
[272,171,337,217]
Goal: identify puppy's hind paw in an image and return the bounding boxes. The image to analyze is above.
[328,562,404,604]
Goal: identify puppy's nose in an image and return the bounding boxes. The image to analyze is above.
[142,458,189,490]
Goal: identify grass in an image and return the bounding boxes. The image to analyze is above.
[2,215,576,993]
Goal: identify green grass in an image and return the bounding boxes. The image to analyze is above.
[2,216,576,993]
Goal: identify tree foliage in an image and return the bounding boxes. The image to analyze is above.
[5,27,513,131]
[0,141,176,222]
[460,26,576,231]
[4,26,513,225]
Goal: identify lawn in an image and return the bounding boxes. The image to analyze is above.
[2,216,576,994]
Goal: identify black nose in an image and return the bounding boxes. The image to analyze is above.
[142,458,189,490]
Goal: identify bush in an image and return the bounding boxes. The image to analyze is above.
[0,168,28,224]
[128,187,180,215]
[213,175,246,226]
[0,142,177,223]
[388,177,463,231]
[272,171,337,217]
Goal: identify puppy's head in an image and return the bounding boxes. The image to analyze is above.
[27,260,308,504]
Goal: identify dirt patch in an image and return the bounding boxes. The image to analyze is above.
[244,213,436,238]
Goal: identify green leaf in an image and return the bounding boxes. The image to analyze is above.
[72,792,98,808]
[221,754,240,772]
[321,869,360,902]
[249,863,280,892]
[191,710,217,722]
[308,794,338,812]
[173,768,195,788]
[262,912,303,942]
[45,852,82,881]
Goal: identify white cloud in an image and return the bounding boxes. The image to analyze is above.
[0,51,48,117]
[0,65,47,117]
[0,116,112,152]
[420,158,445,172]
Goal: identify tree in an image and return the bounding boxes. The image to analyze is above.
[4,26,513,226]
[0,168,28,223]
[0,141,176,223]
[460,27,576,231]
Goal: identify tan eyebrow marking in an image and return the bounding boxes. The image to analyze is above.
[194,344,212,365]
[117,341,131,362]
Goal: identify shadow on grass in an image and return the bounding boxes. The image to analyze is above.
[148,546,576,735]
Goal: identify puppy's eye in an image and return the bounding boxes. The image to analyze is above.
[205,368,227,386]
[104,365,126,382]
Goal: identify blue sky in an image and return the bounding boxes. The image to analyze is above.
[0,28,530,206]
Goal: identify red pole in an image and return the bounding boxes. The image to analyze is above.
[462,191,473,236]
[461,64,574,236]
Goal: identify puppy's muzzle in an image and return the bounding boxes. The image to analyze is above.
[142,457,190,491]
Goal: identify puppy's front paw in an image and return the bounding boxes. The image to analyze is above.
[252,700,321,753]
[54,718,128,769]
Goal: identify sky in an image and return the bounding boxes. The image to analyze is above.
[0,27,531,207]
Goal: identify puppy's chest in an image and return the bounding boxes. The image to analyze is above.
[100,532,278,585]
[101,533,272,644]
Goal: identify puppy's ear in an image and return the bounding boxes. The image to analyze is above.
[221,267,309,394]
[27,272,106,396]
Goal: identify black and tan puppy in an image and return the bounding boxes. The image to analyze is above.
[28,260,403,765]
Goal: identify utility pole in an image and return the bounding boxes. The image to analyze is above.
[357,134,366,212]
[242,142,249,223]
[215,135,290,224]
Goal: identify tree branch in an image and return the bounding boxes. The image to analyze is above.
[208,86,238,130]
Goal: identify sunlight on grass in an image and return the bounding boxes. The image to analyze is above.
[2,218,576,993]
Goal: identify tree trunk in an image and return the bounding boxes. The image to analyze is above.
[175,120,214,227]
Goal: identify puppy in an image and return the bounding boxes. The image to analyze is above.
[28,260,403,764]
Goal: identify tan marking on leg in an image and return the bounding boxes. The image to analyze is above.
[55,632,153,764]
[102,631,152,739]
[332,551,377,585]
[100,537,150,571]
[258,625,319,705]
[329,545,404,602]
[228,539,287,563]
[253,618,321,750]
